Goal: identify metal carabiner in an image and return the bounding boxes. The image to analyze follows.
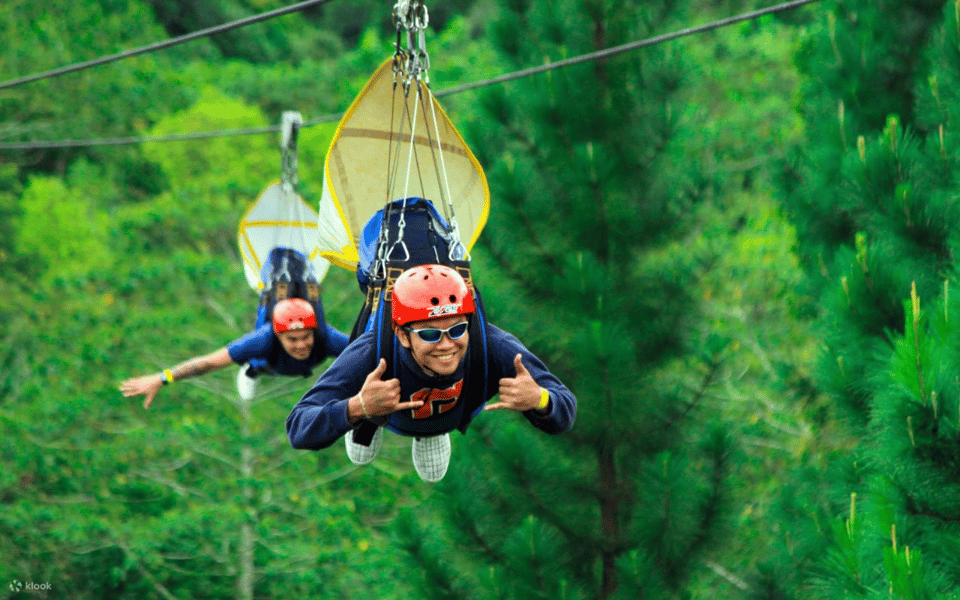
[280,111,302,188]
[388,205,411,263]
[447,218,469,261]
[413,2,429,31]
[394,0,416,31]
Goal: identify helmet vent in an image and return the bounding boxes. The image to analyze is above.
[449,294,457,303]
[430,297,440,305]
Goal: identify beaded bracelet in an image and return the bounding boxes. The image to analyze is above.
[358,391,370,418]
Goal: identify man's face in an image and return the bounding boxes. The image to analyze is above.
[277,329,314,360]
[396,315,469,377]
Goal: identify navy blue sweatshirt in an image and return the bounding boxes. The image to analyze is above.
[286,324,576,449]
[227,323,349,376]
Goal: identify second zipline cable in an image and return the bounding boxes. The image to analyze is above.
[0,0,822,150]
[0,0,335,92]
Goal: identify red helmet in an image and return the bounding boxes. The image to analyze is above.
[392,264,475,327]
[273,298,317,333]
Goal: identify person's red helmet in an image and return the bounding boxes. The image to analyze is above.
[392,264,475,327]
[273,298,317,333]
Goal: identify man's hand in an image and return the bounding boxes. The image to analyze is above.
[351,359,424,422]
[486,354,544,412]
[120,374,165,410]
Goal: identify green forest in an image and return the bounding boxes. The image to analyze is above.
[3,0,960,598]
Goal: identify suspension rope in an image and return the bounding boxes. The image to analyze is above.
[389,81,421,262]
[373,59,404,282]
[0,0,335,92]
[0,0,821,151]
[422,86,450,213]
[374,0,447,268]
[422,86,466,260]
[278,110,304,281]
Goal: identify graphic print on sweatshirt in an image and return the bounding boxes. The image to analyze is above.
[409,380,464,419]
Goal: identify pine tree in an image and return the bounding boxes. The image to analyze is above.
[392,2,743,599]
[769,0,960,597]
[784,0,946,281]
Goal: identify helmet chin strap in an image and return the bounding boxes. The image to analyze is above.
[411,353,449,379]
[415,359,439,378]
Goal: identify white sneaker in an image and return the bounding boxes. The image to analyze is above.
[345,427,383,465]
[412,433,451,483]
[236,365,257,401]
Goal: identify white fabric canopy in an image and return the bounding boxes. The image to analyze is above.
[317,58,490,271]
[238,180,330,290]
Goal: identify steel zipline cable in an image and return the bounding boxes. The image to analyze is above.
[0,126,281,150]
[0,0,334,92]
[434,0,820,98]
[0,0,821,151]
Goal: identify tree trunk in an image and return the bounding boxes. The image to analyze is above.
[237,396,254,600]
[599,443,618,599]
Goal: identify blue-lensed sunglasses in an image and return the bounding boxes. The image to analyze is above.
[403,321,469,343]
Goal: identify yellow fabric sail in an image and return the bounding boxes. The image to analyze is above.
[238,180,331,290]
[317,58,490,271]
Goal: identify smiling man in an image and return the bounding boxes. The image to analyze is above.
[285,264,576,482]
[121,298,348,408]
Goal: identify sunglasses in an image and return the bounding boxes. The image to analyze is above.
[403,321,469,343]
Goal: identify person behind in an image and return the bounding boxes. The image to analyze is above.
[285,264,576,482]
[121,298,349,408]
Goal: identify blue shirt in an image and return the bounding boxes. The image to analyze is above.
[285,324,576,449]
[227,323,349,377]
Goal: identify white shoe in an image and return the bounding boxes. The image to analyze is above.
[412,434,451,483]
[345,427,382,465]
[236,365,257,401]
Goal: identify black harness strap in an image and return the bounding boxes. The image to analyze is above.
[251,248,328,378]
[349,201,488,446]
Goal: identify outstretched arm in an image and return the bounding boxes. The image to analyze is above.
[324,324,350,357]
[120,347,234,410]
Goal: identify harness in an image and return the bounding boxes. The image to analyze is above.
[244,112,329,377]
[348,198,489,445]
[248,247,328,377]
[348,1,490,445]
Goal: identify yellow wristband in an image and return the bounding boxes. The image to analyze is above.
[163,369,175,385]
[537,388,550,411]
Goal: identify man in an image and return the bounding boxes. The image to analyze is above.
[285,264,576,482]
[121,298,348,408]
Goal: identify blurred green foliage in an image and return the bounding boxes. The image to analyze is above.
[0,0,842,598]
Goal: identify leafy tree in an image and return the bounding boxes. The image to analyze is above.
[306,0,479,47]
[0,76,425,598]
[16,174,111,285]
[0,0,198,187]
[145,0,317,64]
